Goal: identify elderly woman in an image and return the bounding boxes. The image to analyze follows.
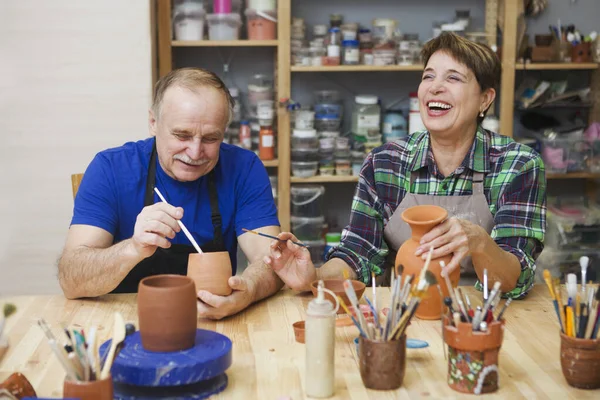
[266,32,546,298]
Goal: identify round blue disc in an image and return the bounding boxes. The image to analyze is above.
[100,329,232,387]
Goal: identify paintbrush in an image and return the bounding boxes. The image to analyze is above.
[343,280,369,339]
[241,228,309,248]
[0,303,16,338]
[543,270,563,332]
[371,271,378,328]
[553,277,567,334]
[496,298,512,321]
[37,319,79,381]
[337,296,367,338]
[364,296,381,332]
[439,261,458,308]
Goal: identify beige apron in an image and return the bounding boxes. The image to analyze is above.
[380,171,494,286]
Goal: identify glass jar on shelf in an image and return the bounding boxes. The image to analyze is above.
[342,40,360,65]
[351,95,381,141]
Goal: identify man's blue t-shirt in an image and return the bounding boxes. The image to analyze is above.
[71,138,280,274]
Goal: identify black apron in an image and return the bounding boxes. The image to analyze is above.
[111,141,227,293]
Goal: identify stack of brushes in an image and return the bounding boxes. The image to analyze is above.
[543,269,600,339]
[339,247,438,341]
[441,265,512,331]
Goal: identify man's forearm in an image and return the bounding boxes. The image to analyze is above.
[242,260,285,303]
[471,228,522,293]
[58,239,144,299]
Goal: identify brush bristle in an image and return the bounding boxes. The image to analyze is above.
[3,303,16,318]
[396,264,404,275]
[424,270,437,285]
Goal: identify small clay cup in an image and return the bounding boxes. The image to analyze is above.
[570,42,592,63]
[63,376,113,400]
[444,318,505,395]
[188,252,233,296]
[359,334,406,390]
[138,274,197,352]
[560,333,600,389]
[0,372,37,399]
[310,279,366,315]
[293,321,305,343]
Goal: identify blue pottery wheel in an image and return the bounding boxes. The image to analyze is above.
[112,374,228,400]
[100,329,232,388]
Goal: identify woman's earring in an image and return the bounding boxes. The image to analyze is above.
[479,111,485,117]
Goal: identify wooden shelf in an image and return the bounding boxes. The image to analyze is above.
[515,62,598,70]
[547,172,600,179]
[291,65,423,72]
[262,159,279,168]
[172,40,278,47]
[291,176,358,183]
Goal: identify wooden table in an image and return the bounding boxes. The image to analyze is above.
[0,285,597,399]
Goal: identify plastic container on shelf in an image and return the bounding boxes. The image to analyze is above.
[319,130,340,139]
[248,0,276,10]
[335,159,352,175]
[295,110,315,130]
[245,9,277,40]
[291,216,326,241]
[291,185,325,217]
[319,165,335,176]
[173,5,206,41]
[314,90,341,105]
[540,138,571,174]
[372,48,396,65]
[292,161,319,178]
[383,109,408,142]
[319,137,335,152]
[206,13,241,40]
[324,232,341,259]
[351,95,381,140]
[314,116,342,131]
[292,148,320,162]
[292,129,318,149]
[372,18,397,40]
[342,40,360,65]
[305,239,327,267]
[335,136,350,150]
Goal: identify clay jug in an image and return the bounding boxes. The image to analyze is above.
[138,274,197,352]
[188,252,233,296]
[395,205,458,320]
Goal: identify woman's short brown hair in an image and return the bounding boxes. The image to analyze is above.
[152,67,235,125]
[421,33,500,121]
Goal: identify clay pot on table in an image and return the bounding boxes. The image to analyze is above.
[310,279,366,315]
[395,205,458,320]
[0,372,36,399]
[359,334,406,390]
[188,252,233,296]
[138,274,198,352]
[560,333,600,389]
[63,375,113,400]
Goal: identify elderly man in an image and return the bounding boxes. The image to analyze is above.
[58,68,282,319]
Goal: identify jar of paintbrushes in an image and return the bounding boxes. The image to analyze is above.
[440,266,511,395]
[543,266,600,389]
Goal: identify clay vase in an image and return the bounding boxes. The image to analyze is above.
[138,274,197,352]
[560,333,600,389]
[188,252,233,296]
[444,318,505,394]
[0,372,37,399]
[63,376,113,400]
[395,205,457,320]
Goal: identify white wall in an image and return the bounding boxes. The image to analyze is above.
[0,0,154,294]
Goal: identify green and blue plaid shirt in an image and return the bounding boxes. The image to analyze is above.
[327,127,546,299]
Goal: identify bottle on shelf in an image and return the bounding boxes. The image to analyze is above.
[259,124,275,160]
[239,120,252,150]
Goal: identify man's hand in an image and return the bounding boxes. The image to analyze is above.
[263,232,316,292]
[415,217,485,277]
[197,276,255,320]
[131,203,182,259]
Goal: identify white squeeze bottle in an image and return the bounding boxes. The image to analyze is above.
[305,280,339,398]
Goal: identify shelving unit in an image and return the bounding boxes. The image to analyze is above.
[515,62,598,70]
[291,65,423,72]
[291,176,359,183]
[171,40,279,47]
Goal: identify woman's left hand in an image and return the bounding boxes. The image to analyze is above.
[414,217,485,277]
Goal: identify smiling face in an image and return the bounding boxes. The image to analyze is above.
[418,50,495,140]
[149,85,229,182]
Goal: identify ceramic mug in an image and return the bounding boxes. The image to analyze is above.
[138,274,197,352]
[188,252,233,296]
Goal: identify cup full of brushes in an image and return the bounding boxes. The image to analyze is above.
[543,268,600,389]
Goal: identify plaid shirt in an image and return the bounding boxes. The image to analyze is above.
[327,127,547,299]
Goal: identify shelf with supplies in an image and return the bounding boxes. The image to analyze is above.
[262,159,279,168]
[172,40,279,47]
[291,65,423,72]
[291,176,359,184]
[514,62,598,71]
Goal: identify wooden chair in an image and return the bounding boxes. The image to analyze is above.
[71,173,83,199]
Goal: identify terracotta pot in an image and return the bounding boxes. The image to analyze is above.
[138,274,197,352]
[188,252,233,296]
[310,279,366,315]
[63,376,113,400]
[444,318,505,395]
[395,205,457,320]
[0,372,37,399]
[293,321,305,343]
[359,334,406,390]
[560,333,600,389]
[570,42,592,63]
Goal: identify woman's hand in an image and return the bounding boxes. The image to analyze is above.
[263,232,316,291]
[415,217,486,277]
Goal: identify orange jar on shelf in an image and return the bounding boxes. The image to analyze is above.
[259,125,275,160]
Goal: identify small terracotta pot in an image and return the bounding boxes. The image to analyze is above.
[359,335,406,390]
[188,252,233,296]
[310,279,366,315]
[63,376,113,400]
[138,274,197,352]
[570,42,592,63]
[444,318,505,395]
[560,333,600,389]
[0,372,37,399]
[293,321,305,343]
[396,205,457,320]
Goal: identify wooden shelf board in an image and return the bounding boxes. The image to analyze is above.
[291,65,423,72]
[291,176,359,183]
[172,40,279,47]
[515,62,598,70]
[262,159,279,168]
[547,172,600,179]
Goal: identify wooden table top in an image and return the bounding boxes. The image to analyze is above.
[0,285,597,399]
